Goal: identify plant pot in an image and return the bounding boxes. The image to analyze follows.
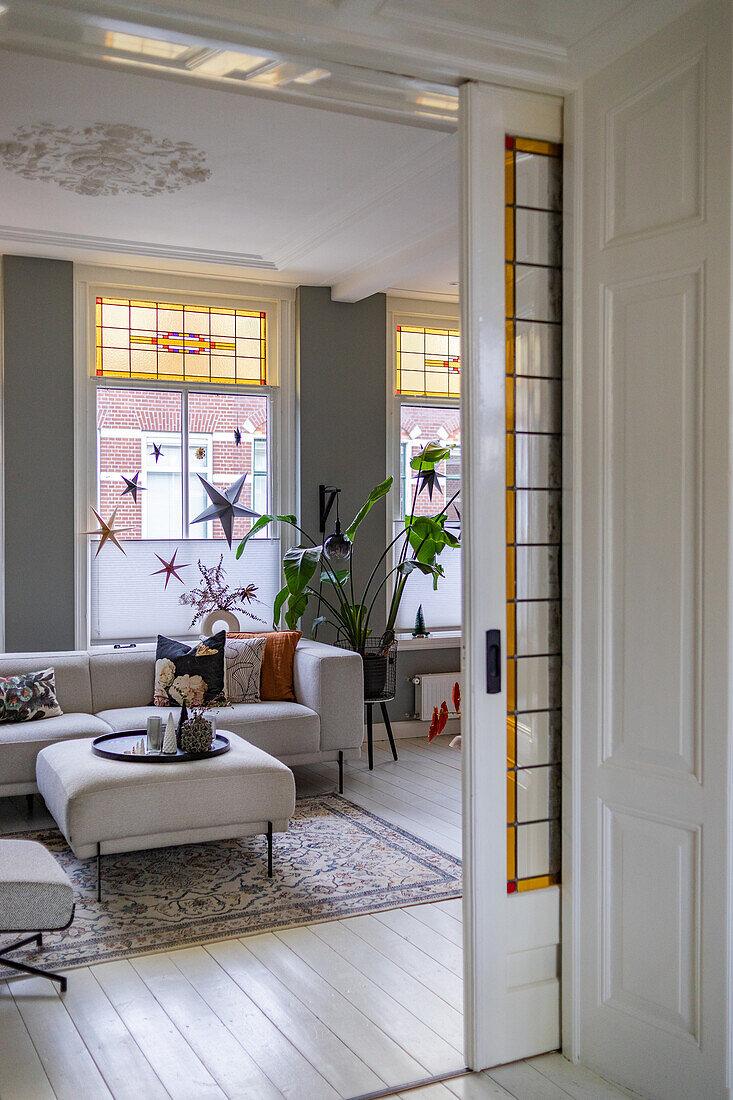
[362,655,388,699]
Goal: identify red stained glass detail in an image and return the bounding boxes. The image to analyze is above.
[505,135,515,149]
[507,881,517,894]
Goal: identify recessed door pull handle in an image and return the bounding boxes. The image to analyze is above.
[486,629,501,694]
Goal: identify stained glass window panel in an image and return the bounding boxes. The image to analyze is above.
[396,324,460,398]
[506,133,562,894]
[96,297,267,384]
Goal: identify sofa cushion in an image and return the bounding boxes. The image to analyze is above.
[228,631,301,701]
[224,636,267,703]
[154,632,226,706]
[0,713,113,787]
[89,645,157,712]
[0,652,92,714]
[0,669,63,723]
[95,702,320,758]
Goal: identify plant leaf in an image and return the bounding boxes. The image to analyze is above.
[345,477,393,542]
[273,583,289,628]
[235,514,297,559]
[410,441,451,471]
[284,590,308,630]
[311,615,327,638]
[283,546,320,595]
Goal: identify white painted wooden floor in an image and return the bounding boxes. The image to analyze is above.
[0,736,636,1100]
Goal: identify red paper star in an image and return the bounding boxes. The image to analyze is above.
[151,550,189,588]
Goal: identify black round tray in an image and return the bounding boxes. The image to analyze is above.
[91,730,230,763]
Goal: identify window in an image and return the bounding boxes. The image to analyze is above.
[88,289,284,646]
[391,314,461,634]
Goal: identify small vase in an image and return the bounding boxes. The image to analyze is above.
[176,701,188,749]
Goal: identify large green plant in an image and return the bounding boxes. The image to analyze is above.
[235,441,460,654]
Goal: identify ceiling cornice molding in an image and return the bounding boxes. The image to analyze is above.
[35,0,573,91]
[0,225,278,269]
[330,218,456,302]
[274,132,456,269]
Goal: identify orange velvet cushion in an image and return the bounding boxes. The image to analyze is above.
[227,631,302,701]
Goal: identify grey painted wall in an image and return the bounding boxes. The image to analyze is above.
[2,256,75,651]
[297,285,459,726]
[297,286,389,639]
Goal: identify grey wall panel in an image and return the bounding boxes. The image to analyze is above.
[2,256,75,651]
[297,286,389,637]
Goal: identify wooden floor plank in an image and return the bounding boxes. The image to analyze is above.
[243,928,426,1086]
[9,977,114,1100]
[526,1054,641,1100]
[0,982,56,1100]
[309,917,464,1051]
[131,951,287,1100]
[435,898,463,923]
[310,764,463,841]
[59,965,170,1100]
[374,907,464,977]
[488,1060,574,1099]
[404,901,464,946]
[91,959,227,1100]
[344,912,463,1012]
[275,924,464,1075]
[173,944,339,1100]
[210,935,389,1096]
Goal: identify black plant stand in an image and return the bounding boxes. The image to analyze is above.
[365,698,399,771]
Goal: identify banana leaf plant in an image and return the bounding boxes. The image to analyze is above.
[235,441,460,656]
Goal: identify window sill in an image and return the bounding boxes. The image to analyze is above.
[395,631,462,652]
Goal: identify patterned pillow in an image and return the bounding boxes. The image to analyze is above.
[0,669,63,722]
[153,631,225,707]
[224,637,267,703]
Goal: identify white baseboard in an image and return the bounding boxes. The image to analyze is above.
[365,717,461,743]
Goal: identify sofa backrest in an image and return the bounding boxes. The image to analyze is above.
[0,651,93,713]
[89,645,157,712]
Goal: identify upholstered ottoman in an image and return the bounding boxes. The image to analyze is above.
[36,733,296,899]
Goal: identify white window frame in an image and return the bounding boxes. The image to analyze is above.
[74,266,297,650]
[386,297,461,641]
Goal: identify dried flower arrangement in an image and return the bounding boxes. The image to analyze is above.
[179,555,265,630]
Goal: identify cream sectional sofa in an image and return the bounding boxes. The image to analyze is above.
[0,639,363,798]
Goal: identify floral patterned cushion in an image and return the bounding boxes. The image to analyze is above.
[153,631,225,707]
[0,668,63,722]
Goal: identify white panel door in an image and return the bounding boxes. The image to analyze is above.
[572,2,732,1096]
[460,82,563,1070]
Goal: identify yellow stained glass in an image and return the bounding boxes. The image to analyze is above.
[506,134,563,894]
[396,323,460,398]
[95,297,267,385]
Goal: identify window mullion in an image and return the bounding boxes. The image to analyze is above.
[181,389,190,539]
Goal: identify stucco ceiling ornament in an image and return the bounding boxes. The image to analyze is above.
[0,122,211,197]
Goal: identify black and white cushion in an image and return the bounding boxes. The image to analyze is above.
[0,669,63,723]
[224,637,267,704]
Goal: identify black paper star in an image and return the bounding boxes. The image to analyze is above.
[413,468,443,501]
[234,427,242,446]
[190,473,259,548]
[152,443,164,463]
[120,472,146,504]
[151,550,189,589]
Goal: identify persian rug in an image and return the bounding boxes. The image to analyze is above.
[0,795,461,976]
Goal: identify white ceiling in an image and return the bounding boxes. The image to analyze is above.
[0,48,459,299]
[0,1,696,300]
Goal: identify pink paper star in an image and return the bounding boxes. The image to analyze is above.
[151,550,189,588]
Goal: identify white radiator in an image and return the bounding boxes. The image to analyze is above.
[412,672,462,721]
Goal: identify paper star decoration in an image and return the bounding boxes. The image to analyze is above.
[120,472,146,504]
[85,508,128,557]
[413,468,443,501]
[190,473,259,548]
[152,443,164,463]
[152,550,189,588]
[233,427,242,446]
